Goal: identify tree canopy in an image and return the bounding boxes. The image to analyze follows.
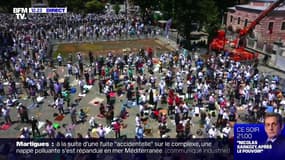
[134,0,222,48]
[169,0,219,48]
[85,0,105,13]
[112,2,121,15]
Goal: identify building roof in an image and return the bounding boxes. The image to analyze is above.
[235,4,285,11]
[32,3,48,7]
[228,0,285,12]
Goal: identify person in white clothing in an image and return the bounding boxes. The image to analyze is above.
[57,53,63,66]
[89,117,97,129]
[78,79,84,94]
[96,124,106,140]
[208,125,217,138]
[222,124,231,138]
[135,114,142,127]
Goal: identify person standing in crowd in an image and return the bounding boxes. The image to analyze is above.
[70,105,77,125]
[222,123,231,139]
[208,125,217,138]
[49,78,55,96]
[113,119,121,139]
[136,124,144,141]
[1,106,12,124]
[185,118,192,138]
[17,104,29,123]
[74,65,80,80]
[31,116,41,137]
[0,81,4,96]
[55,96,65,115]
[105,109,114,127]
[89,116,97,129]
[19,127,30,139]
[57,53,63,66]
[97,124,106,140]
[45,120,55,138]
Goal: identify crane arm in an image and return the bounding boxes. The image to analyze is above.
[239,0,285,37]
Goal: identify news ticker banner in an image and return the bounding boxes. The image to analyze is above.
[0,139,233,160]
[234,123,285,160]
[13,7,67,19]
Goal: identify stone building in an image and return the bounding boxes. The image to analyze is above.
[226,0,285,45]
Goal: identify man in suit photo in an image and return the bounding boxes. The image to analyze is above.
[263,112,285,159]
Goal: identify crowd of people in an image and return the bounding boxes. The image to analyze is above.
[0,11,161,139]
[0,11,284,141]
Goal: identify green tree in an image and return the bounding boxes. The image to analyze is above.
[158,0,219,49]
[66,0,84,13]
[133,0,159,21]
[214,0,235,13]
[85,0,105,13]
[112,2,120,14]
[198,0,220,43]
[159,0,174,20]
[173,0,201,48]
[153,11,162,22]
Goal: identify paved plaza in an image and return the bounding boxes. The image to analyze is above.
[0,35,285,140]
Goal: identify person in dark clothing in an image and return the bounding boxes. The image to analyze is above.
[70,106,77,125]
[127,89,132,101]
[79,62,84,76]
[63,77,70,90]
[31,116,41,137]
[99,103,106,116]
[175,113,180,126]
[49,78,55,96]
[158,122,168,138]
[79,109,87,122]
[105,109,114,127]
[0,82,4,95]
[89,51,94,66]
[18,104,29,123]
[56,131,65,139]
[77,133,83,139]
[149,89,154,105]
[135,87,140,105]
[84,70,90,85]
[99,80,103,93]
[263,54,269,64]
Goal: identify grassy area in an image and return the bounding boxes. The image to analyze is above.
[54,39,173,58]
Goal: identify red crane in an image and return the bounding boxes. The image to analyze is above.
[210,0,285,61]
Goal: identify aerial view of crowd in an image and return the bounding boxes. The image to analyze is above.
[0,11,284,141]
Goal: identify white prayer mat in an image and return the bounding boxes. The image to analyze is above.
[3,82,21,86]
[84,85,93,90]
[78,93,86,97]
[58,78,65,83]
[36,96,44,103]
[38,121,46,129]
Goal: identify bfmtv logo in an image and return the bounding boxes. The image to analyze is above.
[13,8,28,19]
